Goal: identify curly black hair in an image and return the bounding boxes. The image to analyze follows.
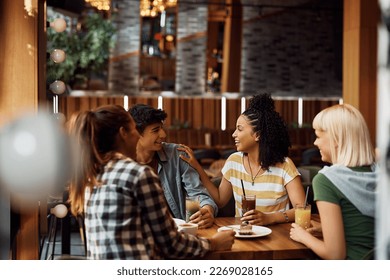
[128,104,167,134]
[243,93,291,170]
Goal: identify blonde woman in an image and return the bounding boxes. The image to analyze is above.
[290,104,377,259]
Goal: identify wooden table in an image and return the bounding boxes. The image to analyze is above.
[198,217,319,260]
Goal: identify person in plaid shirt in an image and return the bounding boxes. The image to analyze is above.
[67,105,234,259]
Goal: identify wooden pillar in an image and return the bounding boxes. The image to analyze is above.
[221,0,242,93]
[343,0,379,144]
[0,0,45,259]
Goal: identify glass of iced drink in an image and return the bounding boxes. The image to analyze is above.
[295,203,311,229]
[241,194,256,215]
[185,196,200,222]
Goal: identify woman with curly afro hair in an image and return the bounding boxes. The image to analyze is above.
[179,93,306,226]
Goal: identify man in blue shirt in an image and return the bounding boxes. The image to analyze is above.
[129,104,217,228]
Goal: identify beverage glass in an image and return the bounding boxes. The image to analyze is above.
[295,203,311,229]
[241,194,256,215]
[185,196,200,222]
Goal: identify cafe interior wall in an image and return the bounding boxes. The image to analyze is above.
[87,0,342,98]
[240,1,343,97]
[175,4,208,95]
[108,0,141,94]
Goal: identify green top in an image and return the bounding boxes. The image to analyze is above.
[313,167,375,260]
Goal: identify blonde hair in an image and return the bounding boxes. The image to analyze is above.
[312,104,375,166]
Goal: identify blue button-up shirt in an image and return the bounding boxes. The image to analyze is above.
[156,142,218,220]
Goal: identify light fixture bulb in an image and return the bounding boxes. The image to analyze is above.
[49,80,66,95]
[50,49,66,63]
[50,18,67,32]
[50,204,68,218]
[53,113,66,124]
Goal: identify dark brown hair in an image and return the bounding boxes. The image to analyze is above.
[67,105,132,215]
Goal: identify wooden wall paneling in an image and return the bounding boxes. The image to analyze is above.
[214,98,222,130]
[302,100,320,125]
[303,100,338,124]
[79,96,91,112]
[176,98,184,126]
[127,96,138,111]
[162,97,173,127]
[66,96,79,118]
[179,98,190,127]
[218,129,235,147]
[192,98,203,128]
[166,129,177,143]
[275,100,298,125]
[109,97,119,106]
[186,129,199,147]
[151,97,159,108]
[134,96,153,107]
[167,97,175,125]
[172,97,180,126]
[198,128,207,146]
[289,100,299,125]
[343,0,378,144]
[186,97,195,128]
[176,128,188,144]
[102,97,111,107]
[274,100,284,122]
[113,96,125,106]
[90,97,100,108]
[203,98,216,128]
[177,98,184,127]
[226,98,240,130]
[302,100,313,125]
[288,128,300,146]
[58,95,67,117]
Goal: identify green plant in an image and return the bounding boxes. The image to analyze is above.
[47,13,116,88]
[169,119,191,129]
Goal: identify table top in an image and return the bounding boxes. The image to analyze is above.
[197,217,319,260]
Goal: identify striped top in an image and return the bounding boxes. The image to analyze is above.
[221,152,300,217]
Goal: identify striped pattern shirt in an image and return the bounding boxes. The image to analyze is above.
[221,152,300,217]
[84,153,209,259]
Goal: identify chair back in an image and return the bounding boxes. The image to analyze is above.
[211,177,235,217]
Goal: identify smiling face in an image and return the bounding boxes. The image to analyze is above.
[137,122,167,153]
[313,129,332,164]
[232,115,259,153]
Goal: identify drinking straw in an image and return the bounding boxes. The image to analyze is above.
[304,186,309,209]
[240,179,246,199]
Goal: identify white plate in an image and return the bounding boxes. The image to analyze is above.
[217,225,272,238]
[173,218,186,227]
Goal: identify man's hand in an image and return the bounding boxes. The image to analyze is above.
[189,205,215,229]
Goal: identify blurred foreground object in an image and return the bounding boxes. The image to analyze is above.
[0,112,73,204]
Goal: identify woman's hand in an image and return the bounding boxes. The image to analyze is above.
[177,145,202,170]
[289,222,313,243]
[240,209,270,226]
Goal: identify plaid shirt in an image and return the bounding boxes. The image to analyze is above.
[84,153,210,259]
